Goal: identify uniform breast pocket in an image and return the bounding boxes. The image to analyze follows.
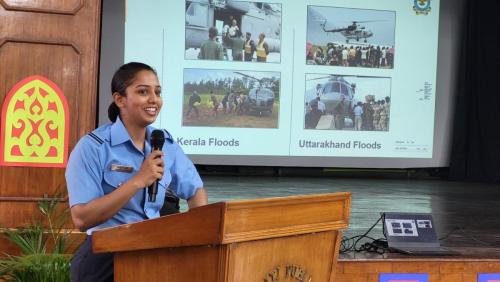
[103,170,134,194]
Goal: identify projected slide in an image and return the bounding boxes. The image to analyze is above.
[125,0,440,161]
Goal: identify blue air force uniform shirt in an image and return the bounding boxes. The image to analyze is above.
[65,117,203,234]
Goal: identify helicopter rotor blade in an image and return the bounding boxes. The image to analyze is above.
[307,74,361,82]
[307,75,333,81]
[351,20,386,24]
[234,71,262,82]
[234,71,268,88]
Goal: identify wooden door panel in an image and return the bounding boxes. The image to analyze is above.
[0,40,79,196]
[0,0,101,253]
[0,0,83,14]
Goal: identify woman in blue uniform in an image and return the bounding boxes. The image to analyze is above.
[65,62,208,282]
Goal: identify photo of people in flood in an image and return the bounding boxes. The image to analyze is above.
[183,68,280,128]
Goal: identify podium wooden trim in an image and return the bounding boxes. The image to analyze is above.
[92,192,351,282]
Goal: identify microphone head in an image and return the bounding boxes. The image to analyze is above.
[150,129,165,150]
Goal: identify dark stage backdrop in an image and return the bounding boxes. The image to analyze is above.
[449,0,500,183]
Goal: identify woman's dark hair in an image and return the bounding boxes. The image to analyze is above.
[108,62,157,122]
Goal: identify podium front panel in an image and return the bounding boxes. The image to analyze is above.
[114,245,224,282]
[226,231,339,282]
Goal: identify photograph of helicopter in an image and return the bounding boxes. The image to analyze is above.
[304,74,391,131]
[185,0,282,63]
[306,6,396,68]
[183,68,280,128]
[322,20,375,43]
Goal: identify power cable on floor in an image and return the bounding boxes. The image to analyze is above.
[340,214,388,255]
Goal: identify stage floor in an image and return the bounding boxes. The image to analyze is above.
[194,176,500,259]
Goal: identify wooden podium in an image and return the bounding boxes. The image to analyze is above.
[92,193,351,282]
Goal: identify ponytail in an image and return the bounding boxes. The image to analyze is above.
[107,102,120,122]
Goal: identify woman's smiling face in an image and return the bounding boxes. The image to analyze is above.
[115,70,162,128]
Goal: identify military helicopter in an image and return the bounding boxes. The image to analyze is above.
[305,75,357,127]
[185,0,281,53]
[320,20,375,43]
[234,71,277,115]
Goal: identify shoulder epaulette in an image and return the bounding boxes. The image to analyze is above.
[87,132,104,145]
[162,129,174,143]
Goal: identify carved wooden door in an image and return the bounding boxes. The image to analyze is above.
[0,0,101,252]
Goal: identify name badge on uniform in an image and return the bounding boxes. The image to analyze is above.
[111,164,133,173]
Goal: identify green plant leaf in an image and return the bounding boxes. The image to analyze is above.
[3,224,47,255]
[0,189,75,280]
[0,254,71,282]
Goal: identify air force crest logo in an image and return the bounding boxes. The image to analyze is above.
[413,0,431,15]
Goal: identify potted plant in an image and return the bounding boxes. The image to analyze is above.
[0,195,74,282]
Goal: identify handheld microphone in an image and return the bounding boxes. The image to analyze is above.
[148,129,165,202]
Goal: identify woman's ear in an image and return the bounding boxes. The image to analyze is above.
[113,92,125,108]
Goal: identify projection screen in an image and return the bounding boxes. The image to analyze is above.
[99,0,464,168]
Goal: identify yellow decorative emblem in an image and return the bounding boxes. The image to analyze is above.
[1,76,69,167]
